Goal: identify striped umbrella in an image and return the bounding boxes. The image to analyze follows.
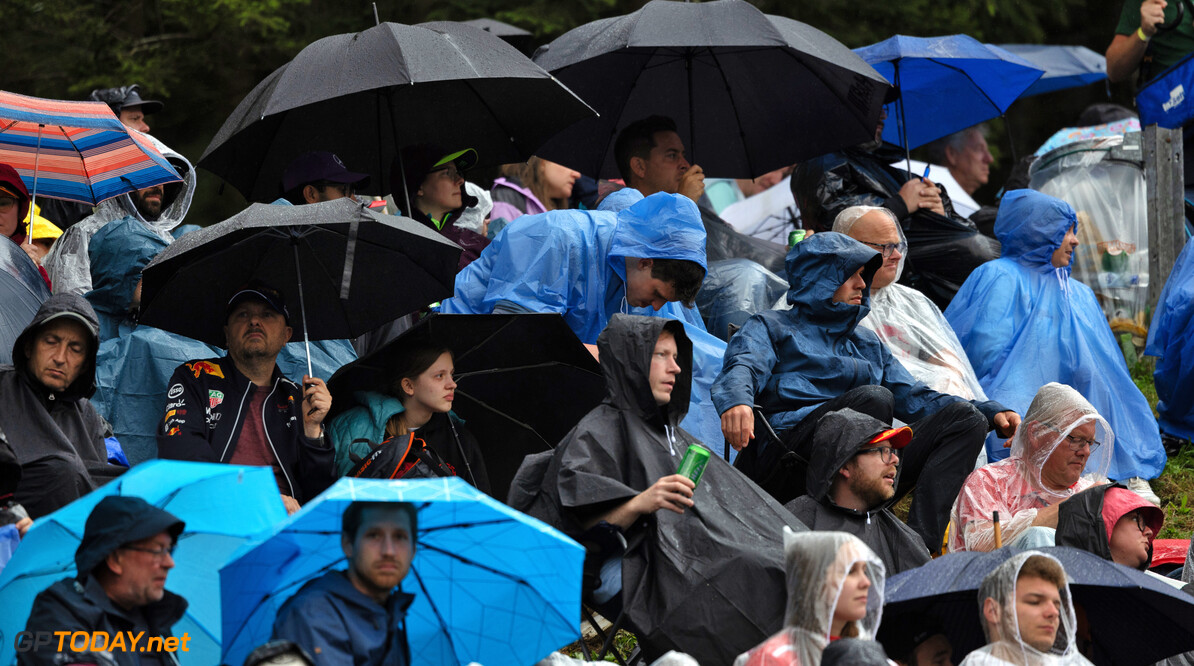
[0,90,181,211]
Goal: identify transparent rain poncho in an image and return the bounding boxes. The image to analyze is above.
[960,551,1092,665]
[949,383,1113,552]
[835,205,988,400]
[735,530,886,666]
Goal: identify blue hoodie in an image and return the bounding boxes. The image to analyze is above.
[1146,237,1194,441]
[945,190,1165,478]
[712,232,994,434]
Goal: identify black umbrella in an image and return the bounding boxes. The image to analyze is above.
[198,20,594,203]
[327,313,606,500]
[138,198,461,374]
[531,0,892,179]
[884,546,1194,666]
[461,18,535,54]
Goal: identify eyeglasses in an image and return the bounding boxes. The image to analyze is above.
[1129,511,1150,535]
[430,165,463,181]
[0,197,16,212]
[855,445,898,464]
[1044,424,1102,452]
[122,543,176,561]
[859,240,907,258]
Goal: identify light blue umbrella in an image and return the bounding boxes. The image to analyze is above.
[996,44,1108,97]
[220,477,584,666]
[0,460,288,666]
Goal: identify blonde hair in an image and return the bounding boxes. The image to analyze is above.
[500,157,569,211]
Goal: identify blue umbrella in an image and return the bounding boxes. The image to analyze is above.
[884,546,1194,665]
[996,44,1108,97]
[854,35,1044,151]
[220,477,584,666]
[0,460,288,666]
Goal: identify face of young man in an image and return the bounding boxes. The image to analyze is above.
[119,105,150,133]
[224,300,292,362]
[832,267,867,306]
[624,258,678,310]
[131,184,166,220]
[648,331,682,405]
[1108,509,1152,569]
[632,130,689,196]
[1014,575,1062,653]
[842,442,899,508]
[25,318,91,392]
[343,507,415,602]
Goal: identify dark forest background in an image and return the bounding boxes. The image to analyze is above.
[0,0,1141,223]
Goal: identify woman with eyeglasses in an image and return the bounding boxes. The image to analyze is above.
[948,383,1113,553]
[1056,483,1166,573]
[391,144,490,271]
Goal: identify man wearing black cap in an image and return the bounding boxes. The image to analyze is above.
[21,495,188,666]
[157,284,334,514]
[89,84,164,134]
[281,152,370,205]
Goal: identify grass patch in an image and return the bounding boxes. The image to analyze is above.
[563,628,639,663]
[1155,446,1194,539]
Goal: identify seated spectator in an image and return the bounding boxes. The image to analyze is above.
[0,294,124,518]
[490,156,580,223]
[714,231,1018,551]
[734,530,885,666]
[961,551,1092,665]
[1145,237,1194,454]
[835,206,987,401]
[157,283,334,514]
[85,216,167,342]
[945,190,1166,503]
[395,144,489,270]
[877,612,954,666]
[0,164,51,286]
[510,315,807,665]
[21,496,186,666]
[927,124,993,213]
[328,342,490,493]
[281,151,370,205]
[785,409,929,574]
[272,501,415,666]
[949,383,1112,552]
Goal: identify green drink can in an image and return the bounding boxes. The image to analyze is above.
[787,229,807,248]
[677,444,712,487]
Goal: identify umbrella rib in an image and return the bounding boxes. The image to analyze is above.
[455,361,603,379]
[454,392,553,447]
[409,565,461,663]
[923,57,1007,115]
[453,318,518,365]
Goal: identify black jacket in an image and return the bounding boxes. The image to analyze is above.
[509,314,806,665]
[785,409,930,574]
[156,356,334,503]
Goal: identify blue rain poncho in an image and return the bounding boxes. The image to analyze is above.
[441,191,727,449]
[944,189,1165,479]
[1145,238,1194,441]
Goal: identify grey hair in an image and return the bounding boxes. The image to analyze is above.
[928,124,989,164]
[832,205,898,235]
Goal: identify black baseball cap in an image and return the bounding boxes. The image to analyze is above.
[226,283,290,324]
[282,151,371,194]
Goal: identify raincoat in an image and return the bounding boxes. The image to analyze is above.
[509,315,807,665]
[785,410,930,574]
[441,191,725,448]
[734,530,886,666]
[712,232,1001,436]
[960,551,1093,665]
[43,134,196,296]
[85,216,168,342]
[949,383,1113,553]
[1055,483,1164,571]
[944,189,1166,480]
[1145,237,1194,441]
[0,294,125,518]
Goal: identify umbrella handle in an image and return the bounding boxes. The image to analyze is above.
[1158,0,1190,33]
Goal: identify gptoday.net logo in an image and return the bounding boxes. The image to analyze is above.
[14,631,191,654]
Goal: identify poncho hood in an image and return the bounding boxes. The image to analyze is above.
[995,190,1077,274]
[13,293,101,401]
[597,314,692,426]
[784,232,882,334]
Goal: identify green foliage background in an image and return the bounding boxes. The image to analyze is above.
[0,0,1140,223]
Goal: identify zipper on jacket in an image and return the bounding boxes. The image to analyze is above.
[219,386,253,462]
[260,378,296,497]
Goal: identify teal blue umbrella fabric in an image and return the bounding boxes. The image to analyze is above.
[854,34,1044,149]
[996,44,1108,97]
[219,477,584,666]
[0,460,288,666]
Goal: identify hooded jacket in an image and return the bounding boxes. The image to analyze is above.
[509,314,807,665]
[944,190,1166,480]
[1055,482,1164,570]
[272,570,413,666]
[784,409,930,574]
[712,232,1004,434]
[489,176,548,224]
[43,135,195,296]
[0,294,125,518]
[85,216,169,342]
[1145,236,1194,441]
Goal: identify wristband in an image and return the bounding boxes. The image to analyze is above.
[1137,26,1150,42]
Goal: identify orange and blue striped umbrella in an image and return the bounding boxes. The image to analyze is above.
[0,90,181,206]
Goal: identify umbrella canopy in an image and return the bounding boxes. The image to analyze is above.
[198,21,594,202]
[220,476,584,666]
[138,198,461,349]
[884,546,1194,665]
[996,44,1108,97]
[530,0,893,179]
[0,237,50,365]
[854,34,1044,150]
[0,460,288,666]
[327,313,606,500]
[0,90,181,206]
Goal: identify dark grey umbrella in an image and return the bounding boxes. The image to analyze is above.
[198,20,594,202]
[530,0,892,179]
[138,198,461,373]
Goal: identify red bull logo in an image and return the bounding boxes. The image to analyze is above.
[166,426,181,437]
[187,361,225,379]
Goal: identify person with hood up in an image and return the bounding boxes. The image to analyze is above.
[733,530,886,666]
[1055,483,1179,587]
[961,551,1093,666]
[949,383,1113,553]
[944,189,1166,504]
[0,164,52,287]
[42,134,195,296]
[835,206,988,402]
[21,495,187,666]
[714,231,1019,551]
[509,315,808,666]
[1145,236,1194,453]
[0,294,125,518]
[785,409,930,574]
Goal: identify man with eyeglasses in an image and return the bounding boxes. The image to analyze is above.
[281,152,370,206]
[22,496,188,666]
[1057,483,1168,574]
[950,383,1115,552]
[785,409,931,574]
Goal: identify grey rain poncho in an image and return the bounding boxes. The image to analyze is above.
[959,551,1093,666]
[734,530,886,666]
[949,383,1113,553]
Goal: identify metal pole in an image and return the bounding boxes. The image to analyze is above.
[292,241,314,379]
